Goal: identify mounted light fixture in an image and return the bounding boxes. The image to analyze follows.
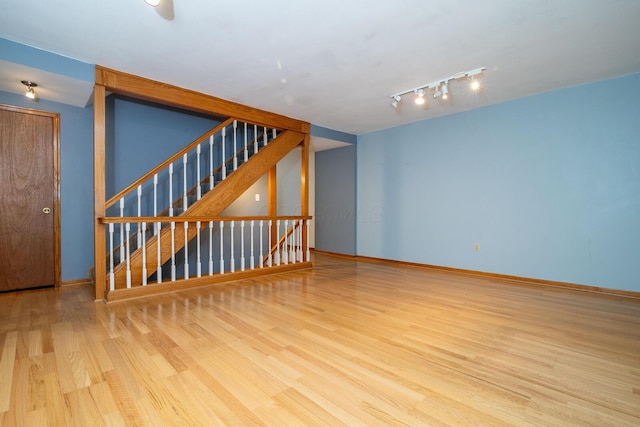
[390,95,401,109]
[441,83,449,100]
[144,0,160,6]
[21,80,38,100]
[389,67,486,109]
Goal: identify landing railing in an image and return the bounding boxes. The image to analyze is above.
[100,216,311,297]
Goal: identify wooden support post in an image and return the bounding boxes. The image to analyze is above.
[300,133,310,256]
[93,84,106,301]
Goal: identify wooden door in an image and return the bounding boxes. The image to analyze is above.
[0,105,60,291]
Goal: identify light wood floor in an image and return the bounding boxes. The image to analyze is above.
[1,253,639,426]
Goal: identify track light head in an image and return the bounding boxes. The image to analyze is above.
[441,83,449,100]
[390,95,401,109]
[145,0,161,6]
[414,88,426,105]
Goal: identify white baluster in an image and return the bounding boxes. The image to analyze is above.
[229,221,235,273]
[153,174,158,235]
[263,127,268,146]
[157,222,162,283]
[259,220,264,268]
[273,128,277,140]
[290,221,295,264]
[298,220,303,262]
[184,221,189,280]
[196,144,202,200]
[243,122,248,163]
[240,220,245,271]
[268,220,273,267]
[137,185,142,249]
[208,221,214,276]
[282,219,288,265]
[221,127,227,180]
[209,135,214,191]
[183,153,188,212]
[233,120,238,171]
[306,219,311,261]
[253,124,258,155]
[125,222,131,289]
[250,220,255,270]
[108,223,115,291]
[170,221,176,281]
[219,221,225,274]
[141,221,148,286]
[196,221,201,278]
[274,220,280,266]
[119,198,125,263]
[169,163,174,217]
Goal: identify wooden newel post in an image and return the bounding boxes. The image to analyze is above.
[93,83,107,301]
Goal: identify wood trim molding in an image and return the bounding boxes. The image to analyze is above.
[95,66,309,133]
[60,278,92,287]
[0,104,61,287]
[312,250,640,300]
[104,262,312,303]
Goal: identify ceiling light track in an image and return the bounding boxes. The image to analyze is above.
[389,67,486,109]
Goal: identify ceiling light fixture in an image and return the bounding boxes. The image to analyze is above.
[21,80,38,100]
[144,0,161,6]
[389,67,486,109]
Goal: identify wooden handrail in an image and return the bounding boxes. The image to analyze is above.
[105,118,234,209]
[100,215,312,224]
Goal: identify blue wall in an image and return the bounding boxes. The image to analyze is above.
[316,144,357,255]
[0,90,94,281]
[357,73,640,292]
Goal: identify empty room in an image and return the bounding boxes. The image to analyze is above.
[1,1,639,425]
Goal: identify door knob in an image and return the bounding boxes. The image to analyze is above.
[43,207,51,214]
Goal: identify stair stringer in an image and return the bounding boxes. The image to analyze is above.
[110,129,305,289]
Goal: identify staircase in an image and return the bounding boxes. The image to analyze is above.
[94,67,312,302]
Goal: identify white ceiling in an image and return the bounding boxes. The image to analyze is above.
[1,0,639,135]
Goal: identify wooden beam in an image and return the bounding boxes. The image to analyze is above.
[95,66,308,133]
[93,84,106,301]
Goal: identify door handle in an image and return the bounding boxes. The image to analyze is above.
[43,207,51,214]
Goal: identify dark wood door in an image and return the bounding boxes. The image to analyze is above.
[0,105,59,291]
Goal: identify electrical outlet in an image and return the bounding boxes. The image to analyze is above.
[474,243,480,252]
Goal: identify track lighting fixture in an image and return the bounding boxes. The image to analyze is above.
[389,67,486,109]
[144,0,160,6]
[21,80,38,100]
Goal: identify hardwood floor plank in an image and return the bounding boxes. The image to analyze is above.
[0,331,18,412]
